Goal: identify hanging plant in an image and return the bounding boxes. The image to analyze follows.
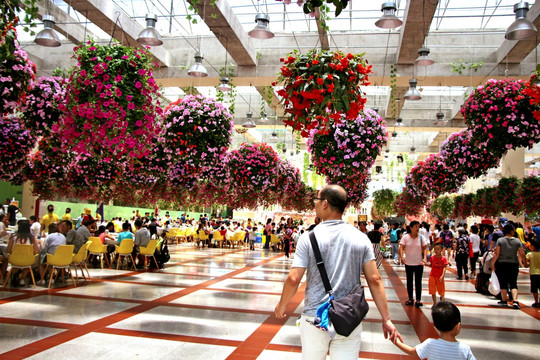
[0,115,36,183]
[462,79,540,155]
[22,76,66,137]
[520,175,540,218]
[0,41,36,114]
[453,193,475,219]
[162,94,234,186]
[372,188,398,217]
[275,48,371,137]
[472,187,500,218]
[55,39,163,158]
[278,0,351,17]
[440,130,501,179]
[307,109,387,179]
[429,195,455,220]
[496,176,522,214]
[226,143,282,209]
[394,187,427,217]
[328,172,372,207]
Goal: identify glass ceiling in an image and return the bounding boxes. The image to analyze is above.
[36,0,525,42]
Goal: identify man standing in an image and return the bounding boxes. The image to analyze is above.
[275,185,402,359]
[41,204,59,235]
[399,220,429,308]
[62,208,72,221]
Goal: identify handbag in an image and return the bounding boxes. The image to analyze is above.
[488,271,500,295]
[309,231,369,337]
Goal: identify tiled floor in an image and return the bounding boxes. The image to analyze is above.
[0,245,538,359]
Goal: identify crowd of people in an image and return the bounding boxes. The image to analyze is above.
[349,217,540,310]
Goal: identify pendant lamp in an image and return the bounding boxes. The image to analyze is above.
[217,77,232,92]
[34,15,61,47]
[249,13,274,39]
[505,2,537,40]
[391,131,398,138]
[271,131,278,140]
[242,111,256,128]
[137,14,163,46]
[404,78,421,101]
[395,117,404,127]
[188,54,208,77]
[416,47,434,66]
[260,111,269,122]
[436,112,445,122]
[375,2,403,29]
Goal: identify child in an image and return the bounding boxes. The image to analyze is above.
[429,241,449,305]
[249,226,257,251]
[394,301,476,360]
[525,238,540,308]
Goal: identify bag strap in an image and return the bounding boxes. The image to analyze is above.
[308,231,333,294]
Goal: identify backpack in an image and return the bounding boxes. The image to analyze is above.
[150,238,170,269]
[390,229,398,243]
[441,231,453,247]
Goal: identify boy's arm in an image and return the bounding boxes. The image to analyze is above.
[441,264,448,281]
[395,338,420,358]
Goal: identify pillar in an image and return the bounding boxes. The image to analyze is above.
[501,147,525,224]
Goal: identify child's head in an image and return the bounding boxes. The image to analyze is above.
[531,238,540,252]
[432,301,461,335]
[432,242,443,256]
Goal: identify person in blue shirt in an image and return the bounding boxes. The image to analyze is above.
[117,222,133,245]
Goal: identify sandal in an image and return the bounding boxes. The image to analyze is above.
[415,301,423,308]
[405,299,414,306]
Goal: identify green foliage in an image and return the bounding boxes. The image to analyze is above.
[1,0,39,58]
[186,0,219,24]
[450,59,483,75]
[259,85,274,118]
[301,0,350,17]
[372,189,398,217]
[389,64,398,119]
[215,63,237,115]
[429,196,455,219]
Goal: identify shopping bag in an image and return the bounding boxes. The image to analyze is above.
[488,271,500,295]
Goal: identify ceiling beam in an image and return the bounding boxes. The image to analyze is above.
[255,86,285,117]
[31,0,94,44]
[396,0,439,65]
[69,0,172,67]
[187,0,257,66]
[384,86,407,120]
[496,1,540,64]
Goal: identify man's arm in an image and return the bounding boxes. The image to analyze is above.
[275,267,305,318]
[363,259,403,343]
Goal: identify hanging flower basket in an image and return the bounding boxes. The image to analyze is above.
[452,193,474,219]
[0,115,36,183]
[226,143,281,209]
[55,39,163,158]
[520,175,540,217]
[440,130,501,179]
[0,42,36,115]
[472,187,500,218]
[496,176,522,214]
[307,109,387,178]
[275,49,371,137]
[462,79,540,155]
[22,76,66,137]
[162,95,234,185]
[394,187,427,217]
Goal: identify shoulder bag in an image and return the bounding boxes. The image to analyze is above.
[309,231,369,337]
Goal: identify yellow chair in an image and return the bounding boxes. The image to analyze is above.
[45,245,76,288]
[71,242,90,283]
[114,239,135,270]
[178,228,187,244]
[230,231,244,248]
[213,230,225,248]
[270,234,281,251]
[139,239,158,270]
[87,237,111,269]
[197,230,209,247]
[3,244,38,288]
[185,228,193,243]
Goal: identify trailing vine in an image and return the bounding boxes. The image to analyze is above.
[450,59,483,75]
[186,0,219,24]
[1,0,39,57]
[389,64,398,119]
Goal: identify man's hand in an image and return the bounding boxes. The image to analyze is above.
[383,319,403,343]
[274,302,287,319]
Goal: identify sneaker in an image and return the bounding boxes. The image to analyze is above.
[532,302,540,308]
[512,302,520,310]
[497,300,509,307]
[405,299,414,306]
[415,301,423,308]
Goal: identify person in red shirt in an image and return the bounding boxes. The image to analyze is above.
[429,241,449,305]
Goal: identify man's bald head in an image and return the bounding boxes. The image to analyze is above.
[319,185,348,214]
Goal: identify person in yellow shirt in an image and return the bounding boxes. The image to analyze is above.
[62,207,72,221]
[41,204,59,234]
